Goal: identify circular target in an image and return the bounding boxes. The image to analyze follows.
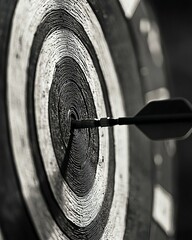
[0,0,173,239]
[6,0,130,239]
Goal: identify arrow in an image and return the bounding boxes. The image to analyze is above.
[71,98,192,140]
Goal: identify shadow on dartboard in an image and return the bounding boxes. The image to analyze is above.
[0,0,187,239]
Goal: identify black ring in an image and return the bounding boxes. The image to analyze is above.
[27,9,115,239]
[49,56,99,196]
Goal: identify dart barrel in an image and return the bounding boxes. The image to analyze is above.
[0,0,176,240]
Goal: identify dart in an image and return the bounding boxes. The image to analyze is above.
[71,98,192,140]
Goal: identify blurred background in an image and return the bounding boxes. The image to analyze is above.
[149,0,192,238]
[0,0,192,239]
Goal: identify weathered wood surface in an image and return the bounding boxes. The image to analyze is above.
[0,0,175,239]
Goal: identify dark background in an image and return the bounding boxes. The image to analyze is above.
[149,0,192,238]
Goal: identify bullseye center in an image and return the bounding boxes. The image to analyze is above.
[49,57,99,196]
[67,109,78,130]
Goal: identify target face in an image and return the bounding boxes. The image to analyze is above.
[0,0,175,239]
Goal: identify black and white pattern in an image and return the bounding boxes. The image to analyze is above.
[6,0,130,239]
[0,0,175,239]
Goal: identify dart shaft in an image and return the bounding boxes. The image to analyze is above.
[71,113,192,129]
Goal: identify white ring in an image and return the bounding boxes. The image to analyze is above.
[35,29,109,227]
[7,0,129,238]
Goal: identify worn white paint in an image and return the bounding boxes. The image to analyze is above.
[164,140,176,158]
[147,22,164,68]
[35,30,109,227]
[7,0,129,239]
[119,0,140,18]
[153,185,174,236]
[154,154,163,166]
[145,87,170,103]
[0,228,4,240]
[140,18,151,34]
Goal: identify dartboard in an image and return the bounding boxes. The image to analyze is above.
[0,0,176,239]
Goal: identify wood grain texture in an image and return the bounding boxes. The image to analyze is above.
[7,0,129,239]
[0,0,175,239]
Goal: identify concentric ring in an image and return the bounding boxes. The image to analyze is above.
[49,57,99,197]
[7,0,129,239]
[32,28,113,229]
